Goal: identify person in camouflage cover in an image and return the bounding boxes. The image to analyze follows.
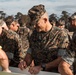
[66,14,76,32]
[66,14,76,41]
[18,4,69,74]
[17,14,33,58]
[58,14,76,75]
[0,18,24,67]
[17,27,30,57]
[17,15,35,67]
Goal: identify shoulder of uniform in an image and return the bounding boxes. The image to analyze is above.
[52,26,68,37]
[51,26,62,34]
[53,26,61,31]
[59,29,68,38]
[3,29,19,39]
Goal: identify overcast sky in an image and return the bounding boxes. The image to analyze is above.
[0,0,76,16]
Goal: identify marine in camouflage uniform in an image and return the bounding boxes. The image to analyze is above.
[17,14,34,57]
[66,14,76,39]
[17,27,30,57]
[29,26,69,67]
[58,14,76,75]
[0,28,24,67]
[18,4,69,73]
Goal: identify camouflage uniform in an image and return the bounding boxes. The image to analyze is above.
[62,15,76,74]
[0,29,24,67]
[27,4,69,72]
[28,26,69,68]
[17,27,30,57]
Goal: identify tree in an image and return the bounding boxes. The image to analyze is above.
[1,13,6,19]
[15,12,23,19]
[0,11,6,19]
[0,11,3,14]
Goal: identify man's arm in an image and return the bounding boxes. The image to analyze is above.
[28,57,61,74]
[24,53,32,66]
[18,48,32,70]
[18,53,32,70]
[0,47,11,72]
[42,30,69,70]
[45,57,62,70]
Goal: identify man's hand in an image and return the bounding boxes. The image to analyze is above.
[28,66,42,74]
[18,60,27,70]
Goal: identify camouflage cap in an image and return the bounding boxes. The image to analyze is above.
[28,4,46,25]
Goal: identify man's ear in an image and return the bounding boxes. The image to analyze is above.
[11,23,15,27]
[43,18,47,23]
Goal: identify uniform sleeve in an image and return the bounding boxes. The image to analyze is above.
[58,30,69,56]
[13,32,25,61]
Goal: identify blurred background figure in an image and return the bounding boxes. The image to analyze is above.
[67,14,76,32]
[4,16,19,32]
[56,19,66,30]
[0,17,24,67]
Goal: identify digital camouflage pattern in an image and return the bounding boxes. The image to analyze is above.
[29,26,69,66]
[17,27,30,57]
[28,4,46,25]
[0,29,24,67]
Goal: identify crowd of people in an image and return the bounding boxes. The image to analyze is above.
[0,4,76,75]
